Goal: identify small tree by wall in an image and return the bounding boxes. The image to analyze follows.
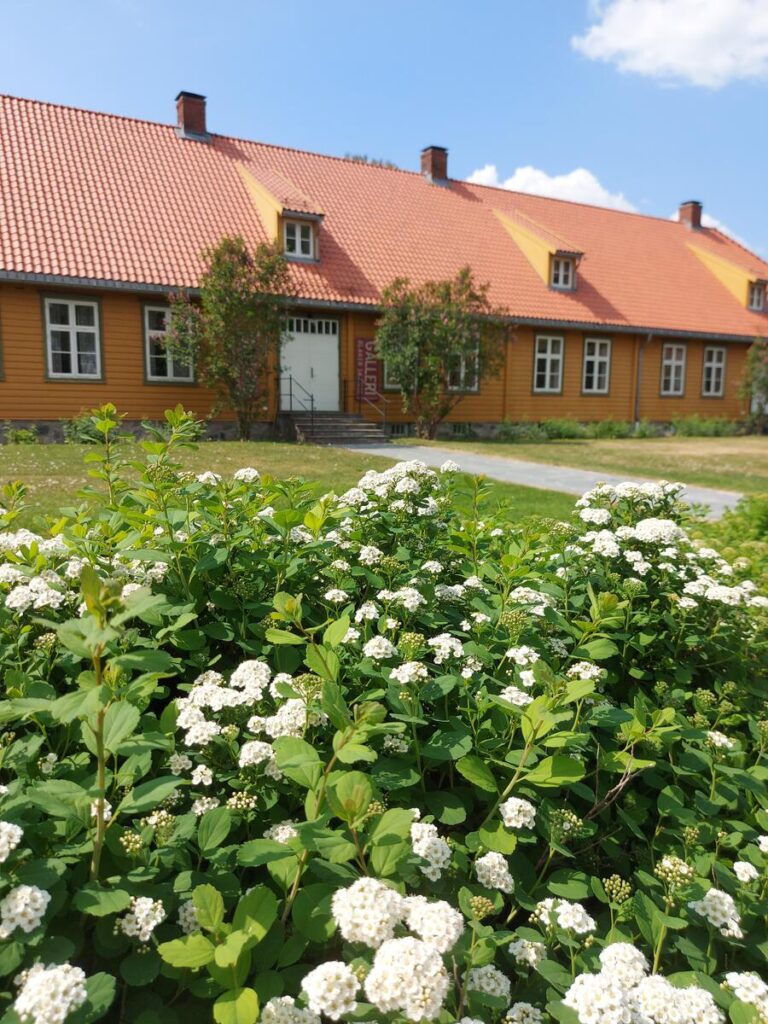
[738,337,768,433]
[375,267,509,438]
[166,237,292,440]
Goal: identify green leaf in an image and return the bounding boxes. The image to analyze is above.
[72,886,131,918]
[524,755,585,788]
[273,737,322,789]
[238,839,297,867]
[198,807,232,854]
[422,724,472,762]
[118,776,182,815]
[74,972,117,1023]
[368,807,413,876]
[102,701,141,754]
[157,934,215,968]
[213,988,259,1024]
[327,771,373,824]
[456,754,497,793]
[232,886,278,941]
[305,644,339,682]
[322,679,352,729]
[581,638,619,660]
[111,649,176,673]
[119,951,160,987]
[323,615,351,649]
[293,884,336,942]
[214,929,253,968]
[478,821,517,854]
[193,884,225,933]
[265,628,306,645]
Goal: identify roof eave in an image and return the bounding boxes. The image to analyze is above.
[1,269,764,343]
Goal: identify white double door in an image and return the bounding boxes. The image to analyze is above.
[281,317,340,411]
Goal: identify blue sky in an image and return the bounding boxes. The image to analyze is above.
[3,0,767,254]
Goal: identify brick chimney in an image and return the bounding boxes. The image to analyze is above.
[176,91,209,141]
[421,145,448,184]
[679,200,702,229]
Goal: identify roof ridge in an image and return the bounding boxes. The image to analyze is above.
[0,92,424,179]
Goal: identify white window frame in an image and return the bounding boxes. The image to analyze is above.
[660,343,687,396]
[748,281,765,311]
[550,256,575,290]
[283,219,315,260]
[533,335,564,393]
[144,307,194,383]
[44,298,101,380]
[446,348,479,392]
[701,345,726,398]
[582,338,611,394]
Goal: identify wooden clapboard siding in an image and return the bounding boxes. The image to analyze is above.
[0,284,228,421]
[0,285,752,425]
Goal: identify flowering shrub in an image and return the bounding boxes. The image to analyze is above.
[0,405,766,1024]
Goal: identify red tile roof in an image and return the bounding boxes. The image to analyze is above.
[1,93,767,339]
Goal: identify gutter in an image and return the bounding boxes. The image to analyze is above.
[0,269,763,344]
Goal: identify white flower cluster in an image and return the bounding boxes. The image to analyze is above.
[116,896,166,942]
[411,821,452,880]
[504,1004,545,1024]
[505,646,539,667]
[532,897,596,935]
[500,796,536,830]
[176,663,270,746]
[509,586,554,616]
[263,820,299,844]
[402,895,464,953]
[261,996,319,1024]
[564,945,723,1024]
[378,586,427,612]
[14,963,88,1024]
[233,466,260,483]
[331,877,404,947]
[427,632,464,664]
[733,860,759,883]
[724,972,768,1020]
[475,851,515,893]
[6,575,66,613]
[238,740,280,777]
[688,887,743,938]
[0,884,50,938]
[363,636,398,661]
[499,685,533,707]
[466,964,512,1003]
[301,962,359,1020]
[567,660,605,681]
[508,938,545,968]
[0,820,23,862]
[177,900,198,934]
[365,936,450,1021]
[392,661,429,685]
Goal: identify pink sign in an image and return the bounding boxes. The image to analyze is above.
[355,338,381,399]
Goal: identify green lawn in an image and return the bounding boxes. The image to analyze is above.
[0,441,576,528]
[396,436,768,494]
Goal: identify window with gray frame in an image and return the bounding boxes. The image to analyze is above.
[534,335,563,392]
[701,346,726,397]
[582,338,611,393]
[144,307,193,382]
[660,343,686,396]
[44,298,101,378]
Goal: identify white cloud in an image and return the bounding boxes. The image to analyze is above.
[572,0,768,88]
[467,163,636,212]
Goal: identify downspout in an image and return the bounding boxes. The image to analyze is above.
[634,333,653,427]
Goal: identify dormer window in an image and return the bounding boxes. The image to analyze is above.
[551,256,575,290]
[284,219,315,260]
[748,281,765,311]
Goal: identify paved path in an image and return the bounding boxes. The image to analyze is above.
[341,443,742,519]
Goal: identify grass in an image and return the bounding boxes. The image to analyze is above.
[0,441,576,527]
[395,436,768,495]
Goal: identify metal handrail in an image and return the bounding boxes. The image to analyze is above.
[278,374,315,435]
[355,376,391,428]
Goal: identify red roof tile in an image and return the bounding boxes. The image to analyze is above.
[1,93,768,339]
